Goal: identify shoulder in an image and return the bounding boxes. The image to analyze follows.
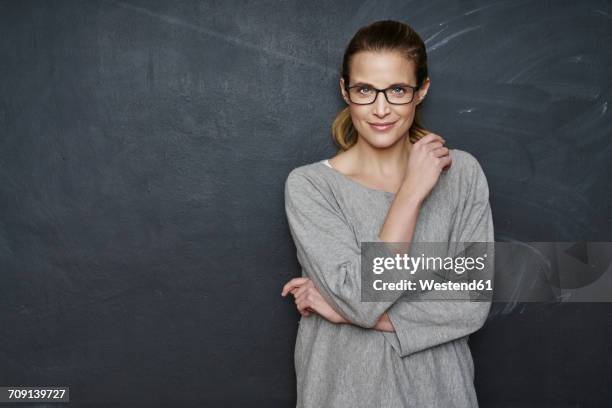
[286,161,319,180]
[449,148,481,171]
[449,148,487,178]
[448,148,490,197]
[285,159,332,189]
[284,161,335,204]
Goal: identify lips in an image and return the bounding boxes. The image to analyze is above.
[369,121,397,131]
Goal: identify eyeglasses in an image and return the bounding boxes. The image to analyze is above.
[344,83,420,105]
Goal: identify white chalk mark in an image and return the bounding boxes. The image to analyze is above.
[568,54,584,63]
[428,25,482,52]
[114,1,337,75]
[424,28,447,45]
[432,1,521,28]
[505,54,550,83]
[464,3,502,16]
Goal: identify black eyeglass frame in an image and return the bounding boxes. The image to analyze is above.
[344,83,421,105]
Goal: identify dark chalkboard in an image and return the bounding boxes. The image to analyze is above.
[1,1,611,407]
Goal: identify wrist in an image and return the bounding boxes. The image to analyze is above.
[397,183,424,208]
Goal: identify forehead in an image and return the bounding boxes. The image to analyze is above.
[349,50,416,86]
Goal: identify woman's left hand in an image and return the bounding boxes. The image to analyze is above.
[281,277,348,324]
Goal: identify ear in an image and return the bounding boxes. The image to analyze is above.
[416,77,430,105]
[339,78,349,104]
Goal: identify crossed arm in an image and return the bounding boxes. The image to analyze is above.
[281,276,396,332]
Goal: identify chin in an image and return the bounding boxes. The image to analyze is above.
[358,125,409,148]
[361,132,403,149]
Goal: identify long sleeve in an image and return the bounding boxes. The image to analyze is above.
[284,170,402,328]
[384,155,495,358]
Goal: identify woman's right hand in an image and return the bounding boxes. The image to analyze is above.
[281,277,348,324]
[402,133,451,202]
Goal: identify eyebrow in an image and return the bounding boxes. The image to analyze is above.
[351,81,415,88]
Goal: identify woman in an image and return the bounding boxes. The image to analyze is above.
[281,20,494,408]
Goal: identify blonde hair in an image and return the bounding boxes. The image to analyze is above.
[331,20,431,151]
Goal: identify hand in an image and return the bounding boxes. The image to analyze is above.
[402,132,452,201]
[281,277,349,324]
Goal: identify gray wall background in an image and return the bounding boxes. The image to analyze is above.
[1,1,611,407]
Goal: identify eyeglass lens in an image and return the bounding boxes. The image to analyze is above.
[348,85,415,104]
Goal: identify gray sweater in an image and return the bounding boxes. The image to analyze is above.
[284,149,494,408]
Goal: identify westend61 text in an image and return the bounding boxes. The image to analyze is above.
[373,279,493,292]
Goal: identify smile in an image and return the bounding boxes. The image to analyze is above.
[368,121,397,131]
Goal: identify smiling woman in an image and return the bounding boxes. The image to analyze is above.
[332,24,432,152]
[282,20,494,408]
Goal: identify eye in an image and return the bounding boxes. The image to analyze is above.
[390,86,406,95]
[358,86,373,94]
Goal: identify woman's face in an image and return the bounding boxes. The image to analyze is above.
[340,50,430,148]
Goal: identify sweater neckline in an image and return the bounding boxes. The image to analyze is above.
[319,159,397,196]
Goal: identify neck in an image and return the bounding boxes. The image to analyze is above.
[351,134,412,179]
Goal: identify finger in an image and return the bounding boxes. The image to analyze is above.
[440,156,452,171]
[424,141,444,153]
[431,146,449,158]
[296,290,315,310]
[416,133,446,146]
[281,277,310,296]
[294,289,308,304]
[296,298,310,314]
[300,307,313,317]
[292,284,309,299]
[295,286,318,303]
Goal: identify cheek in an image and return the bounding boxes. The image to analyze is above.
[398,107,417,122]
[404,110,417,128]
[349,107,368,121]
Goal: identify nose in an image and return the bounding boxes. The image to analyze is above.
[373,91,390,116]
